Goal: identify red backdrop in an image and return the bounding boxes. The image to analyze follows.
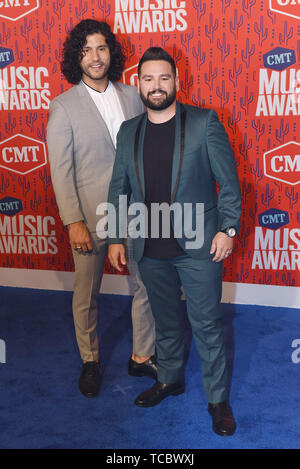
[0,0,299,287]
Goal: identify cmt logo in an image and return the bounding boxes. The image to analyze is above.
[263,47,295,72]
[0,47,14,69]
[263,141,300,185]
[258,208,289,230]
[122,63,138,87]
[269,0,300,20]
[0,0,39,22]
[0,134,47,175]
[0,196,23,216]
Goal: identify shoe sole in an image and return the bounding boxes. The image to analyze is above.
[128,369,157,380]
[134,386,185,407]
[212,425,236,436]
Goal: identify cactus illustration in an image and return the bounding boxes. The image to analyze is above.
[39,167,51,192]
[192,41,206,71]
[180,30,194,53]
[251,119,265,141]
[249,202,258,224]
[222,0,231,14]
[261,184,275,208]
[281,273,295,287]
[192,0,206,22]
[37,123,47,142]
[240,86,254,114]
[241,38,255,68]
[204,61,218,91]
[240,177,252,205]
[0,173,9,194]
[216,33,230,63]
[172,44,182,66]
[275,119,289,144]
[254,16,268,46]
[122,37,135,62]
[161,34,170,49]
[285,186,298,210]
[14,40,23,63]
[229,9,243,41]
[228,58,242,88]
[25,113,38,133]
[75,0,88,21]
[30,190,42,212]
[192,88,205,108]
[18,176,30,197]
[54,38,63,63]
[32,33,45,62]
[242,0,256,18]
[0,23,11,45]
[42,11,55,40]
[228,106,241,134]
[260,271,272,285]
[65,18,74,35]
[180,70,193,99]
[53,0,65,20]
[267,8,277,24]
[205,13,219,44]
[239,133,252,161]
[98,0,111,21]
[20,17,33,43]
[279,21,293,46]
[5,113,17,136]
[216,80,229,109]
[236,263,250,282]
[250,158,263,186]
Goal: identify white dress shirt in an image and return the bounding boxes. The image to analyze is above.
[83,80,125,148]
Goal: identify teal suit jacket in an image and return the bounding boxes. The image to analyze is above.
[107,101,241,262]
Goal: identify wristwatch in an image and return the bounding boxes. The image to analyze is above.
[221,227,236,238]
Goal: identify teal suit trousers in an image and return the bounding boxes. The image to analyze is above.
[138,254,228,404]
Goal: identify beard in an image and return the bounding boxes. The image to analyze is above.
[139,87,177,111]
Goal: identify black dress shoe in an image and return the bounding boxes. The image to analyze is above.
[134,381,185,407]
[78,361,101,398]
[128,356,157,380]
[208,401,236,436]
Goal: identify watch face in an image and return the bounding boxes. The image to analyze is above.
[227,228,236,237]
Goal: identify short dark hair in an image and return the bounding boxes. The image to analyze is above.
[61,19,125,84]
[138,47,176,77]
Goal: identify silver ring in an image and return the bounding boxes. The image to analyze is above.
[75,246,82,250]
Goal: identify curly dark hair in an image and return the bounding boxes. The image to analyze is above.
[61,19,125,84]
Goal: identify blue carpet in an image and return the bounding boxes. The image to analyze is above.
[0,286,299,449]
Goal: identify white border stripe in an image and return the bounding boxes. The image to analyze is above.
[0,268,299,308]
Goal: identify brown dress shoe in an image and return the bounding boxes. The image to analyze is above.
[208,401,236,436]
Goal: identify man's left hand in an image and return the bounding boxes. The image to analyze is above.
[210,232,234,262]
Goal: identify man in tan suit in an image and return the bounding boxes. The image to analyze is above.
[47,19,156,398]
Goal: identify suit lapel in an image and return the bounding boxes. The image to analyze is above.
[134,101,186,205]
[113,82,131,120]
[171,102,186,204]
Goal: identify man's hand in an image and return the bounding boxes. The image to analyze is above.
[68,221,93,252]
[210,232,234,262]
[108,244,126,272]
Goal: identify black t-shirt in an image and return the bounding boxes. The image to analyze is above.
[143,116,185,259]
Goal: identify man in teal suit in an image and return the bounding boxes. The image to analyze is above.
[106,47,241,436]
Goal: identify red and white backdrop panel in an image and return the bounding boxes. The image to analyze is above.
[0,0,299,303]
